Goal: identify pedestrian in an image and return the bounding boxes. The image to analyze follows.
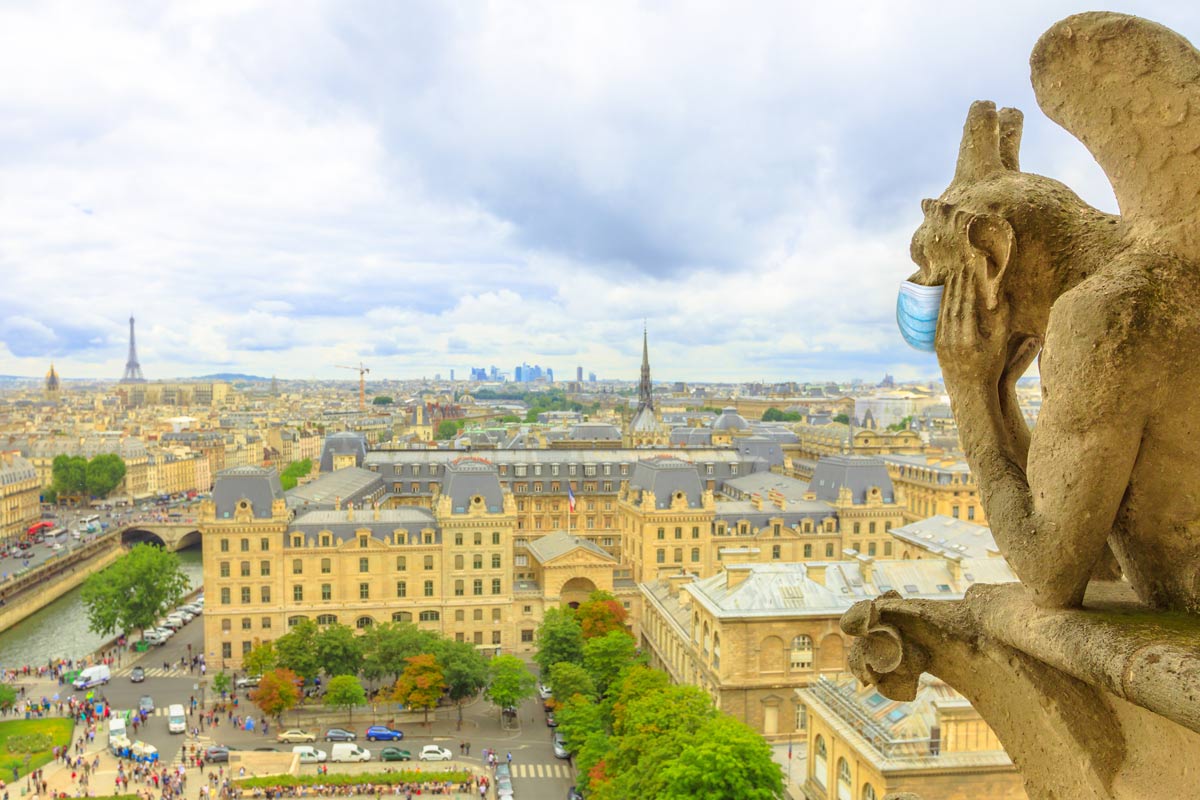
[465,742,470,756]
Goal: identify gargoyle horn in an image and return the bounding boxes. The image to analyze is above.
[952,101,1007,186]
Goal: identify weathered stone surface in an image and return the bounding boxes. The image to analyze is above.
[847,12,1200,799]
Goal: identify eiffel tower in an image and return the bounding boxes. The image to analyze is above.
[120,315,146,383]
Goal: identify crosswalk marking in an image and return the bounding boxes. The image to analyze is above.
[113,666,194,679]
[510,763,571,779]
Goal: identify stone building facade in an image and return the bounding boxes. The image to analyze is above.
[0,452,40,545]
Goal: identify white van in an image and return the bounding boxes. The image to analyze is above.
[73,664,111,689]
[292,745,328,764]
[330,743,371,763]
[167,704,186,734]
[108,718,127,751]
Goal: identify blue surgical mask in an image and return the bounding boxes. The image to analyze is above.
[896,281,944,352]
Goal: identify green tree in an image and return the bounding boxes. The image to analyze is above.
[211,670,232,698]
[435,420,462,440]
[51,455,87,496]
[484,655,537,720]
[534,607,584,677]
[0,684,16,710]
[372,396,394,405]
[575,591,629,640]
[361,622,438,683]
[523,409,540,424]
[391,654,446,727]
[275,618,322,681]
[324,674,367,722]
[557,695,608,793]
[80,543,190,638]
[249,668,301,723]
[432,639,489,729]
[833,413,850,424]
[583,630,640,698]
[85,454,127,497]
[279,459,314,491]
[243,642,278,677]
[315,623,364,677]
[886,415,914,432]
[42,486,57,505]
[657,715,785,800]
[548,661,596,705]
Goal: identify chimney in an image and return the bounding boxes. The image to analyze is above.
[751,493,763,511]
[947,554,963,585]
[373,502,380,521]
[856,553,875,584]
[724,563,753,590]
[806,564,827,586]
[346,502,353,521]
[667,571,695,599]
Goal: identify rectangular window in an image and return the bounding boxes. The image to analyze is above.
[396,556,406,571]
[473,579,483,596]
[359,557,370,573]
[967,506,976,520]
[396,581,406,598]
[293,585,303,602]
[521,629,534,643]
[455,610,465,622]
[359,536,368,548]
[474,609,483,621]
[242,640,252,655]
[242,617,251,630]
[869,522,877,533]
[241,587,251,604]
[220,562,230,578]
[424,580,434,597]
[261,586,270,602]
[424,556,434,570]
[261,538,270,551]
[222,642,232,658]
[492,578,501,594]
[291,559,302,575]
[492,631,501,645]
[220,539,229,552]
[825,543,834,557]
[868,542,877,556]
[321,558,331,574]
[656,549,665,564]
[359,583,370,600]
[455,580,464,597]
[492,531,501,545]
[322,584,332,601]
[804,544,813,558]
[240,539,249,552]
[240,562,250,577]
[260,561,270,577]
[220,588,231,604]
[262,617,271,630]
[884,542,893,556]
[491,554,501,568]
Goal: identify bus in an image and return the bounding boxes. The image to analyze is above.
[26,521,54,538]
[81,515,100,526]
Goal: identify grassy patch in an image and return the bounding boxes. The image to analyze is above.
[0,718,75,778]
[236,770,472,788]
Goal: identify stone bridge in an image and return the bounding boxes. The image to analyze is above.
[118,523,201,551]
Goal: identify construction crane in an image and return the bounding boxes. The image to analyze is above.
[334,363,371,411]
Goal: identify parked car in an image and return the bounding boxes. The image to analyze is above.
[130,666,146,683]
[568,787,584,800]
[324,728,356,742]
[496,777,514,798]
[365,726,404,742]
[138,695,155,713]
[292,746,327,764]
[538,684,553,700]
[546,711,558,727]
[203,746,230,763]
[380,747,411,762]
[277,729,316,743]
[553,732,570,759]
[418,745,452,762]
[236,675,261,689]
[495,764,511,781]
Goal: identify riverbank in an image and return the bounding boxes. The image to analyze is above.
[0,542,124,634]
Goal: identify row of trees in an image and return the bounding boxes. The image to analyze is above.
[536,591,782,799]
[47,453,128,501]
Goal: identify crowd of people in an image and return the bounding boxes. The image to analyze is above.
[228,776,490,800]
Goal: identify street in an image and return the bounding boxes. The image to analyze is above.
[26,617,578,800]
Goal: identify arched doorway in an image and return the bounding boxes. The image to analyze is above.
[560,576,598,609]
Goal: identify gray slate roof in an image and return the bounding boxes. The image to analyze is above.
[285,466,384,512]
[290,508,438,545]
[628,457,704,509]
[213,466,285,519]
[441,458,504,513]
[318,432,368,472]
[809,455,895,504]
[526,530,617,564]
[889,515,996,559]
[712,407,749,431]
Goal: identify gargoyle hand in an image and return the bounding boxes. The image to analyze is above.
[935,268,1011,388]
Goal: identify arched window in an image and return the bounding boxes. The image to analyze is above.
[419,610,440,622]
[790,635,814,670]
[316,614,338,626]
[702,622,711,656]
[287,615,307,628]
[712,633,721,671]
[355,616,374,629]
[814,736,827,787]
[862,785,877,800]
[391,611,412,623]
[837,758,852,800]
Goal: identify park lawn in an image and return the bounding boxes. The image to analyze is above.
[0,718,75,779]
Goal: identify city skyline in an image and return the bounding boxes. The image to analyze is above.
[1,1,1194,382]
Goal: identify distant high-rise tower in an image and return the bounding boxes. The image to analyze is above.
[45,363,60,397]
[121,316,146,383]
[576,365,583,382]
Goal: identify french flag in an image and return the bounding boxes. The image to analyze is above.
[567,482,576,513]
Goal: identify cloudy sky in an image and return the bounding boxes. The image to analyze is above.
[1,1,1194,383]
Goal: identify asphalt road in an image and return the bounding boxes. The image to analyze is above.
[77,618,576,800]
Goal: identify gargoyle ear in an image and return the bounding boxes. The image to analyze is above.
[966,214,1016,310]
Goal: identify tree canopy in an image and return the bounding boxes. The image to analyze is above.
[250,668,301,722]
[51,454,126,498]
[361,622,438,682]
[656,715,786,800]
[372,396,394,405]
[762,407,803,422]
[548,661,596,705]
[886,415,914,432]
[274,618,321,681]
[314,623,364,677]
[435,420,464,440]
[575,591,630,640]
[392,654,446,727]
[484,655,536,714]
[80,543,190,637]
[85,454,127,497]
[243,642,279,677]
[832,413,850,424]
[211,670,232,698]
[324,674,367,721]
[51,455,88,496]
[433,639,489,727]
[583,630,641,698]
[534,607,585,677]
[279,459,314,491]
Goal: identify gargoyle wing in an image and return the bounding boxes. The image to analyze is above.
[1032,12,1200,262]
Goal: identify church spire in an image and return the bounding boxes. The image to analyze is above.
[638,322,653,412]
